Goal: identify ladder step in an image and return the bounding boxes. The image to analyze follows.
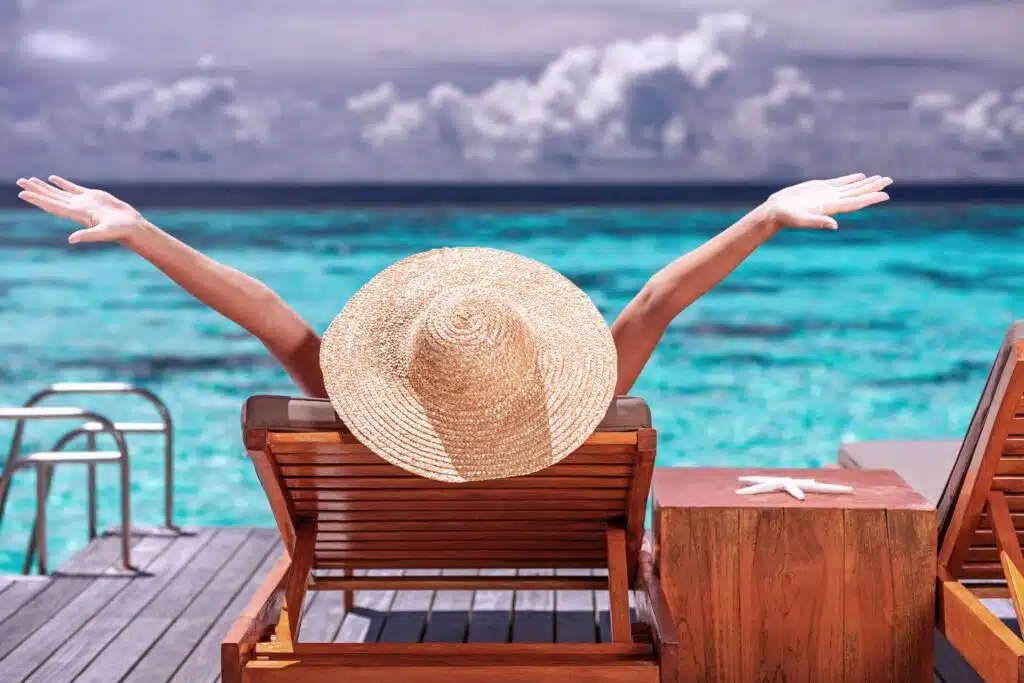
[81,421,165,433]
[50,382,134,392]
[24,451,123,464]
[0,407,86,419]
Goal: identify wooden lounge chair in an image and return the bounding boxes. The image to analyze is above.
[223,394,675,683]
[841,321,1024,681]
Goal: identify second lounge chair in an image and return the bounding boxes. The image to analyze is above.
[841,320,1024,682]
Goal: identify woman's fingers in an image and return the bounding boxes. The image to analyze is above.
[837,175,880,194]
[19,177,70,202]
[18,190,83,222]
[833,192,890,213]
[49,176,87,194]
[853,176,892,195]
[824,173,866,187]
[17,177,59,198]
[840,176,891,196]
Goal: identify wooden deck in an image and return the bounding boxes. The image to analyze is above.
[0,526,994,682]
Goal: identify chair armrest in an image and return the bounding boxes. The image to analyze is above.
[221,552,290,683]
[634,536,680,677]
[939,578,1024,682]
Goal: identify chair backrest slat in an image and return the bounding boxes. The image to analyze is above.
[243,395,656,575]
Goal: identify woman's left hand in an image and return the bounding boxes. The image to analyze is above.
[762,173,892,230]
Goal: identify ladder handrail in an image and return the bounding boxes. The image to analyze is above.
[1,382,174,529]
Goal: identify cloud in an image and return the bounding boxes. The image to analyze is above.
[21,28,112,63]
[910,88,1024,172]
[344,13,762,174]
[0,10,1021,180]
[914,88,1024,145]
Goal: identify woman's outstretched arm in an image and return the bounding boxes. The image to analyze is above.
[18,173,892,402]
[611,173,893,395]
[16,176,328,397]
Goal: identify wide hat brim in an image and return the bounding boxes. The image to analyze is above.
[320,247,617,482]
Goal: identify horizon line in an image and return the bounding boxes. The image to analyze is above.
[1,180,1021,209]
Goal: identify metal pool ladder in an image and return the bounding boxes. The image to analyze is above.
[0,382,174,574]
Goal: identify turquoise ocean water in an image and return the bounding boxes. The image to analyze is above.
[0,204,1021,572]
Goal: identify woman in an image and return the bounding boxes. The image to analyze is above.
[14,173,891,399]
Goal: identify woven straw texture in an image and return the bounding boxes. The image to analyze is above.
[320,247,617,482]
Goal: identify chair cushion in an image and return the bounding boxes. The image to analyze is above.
[243,394,652,433]
[838,439,961,506]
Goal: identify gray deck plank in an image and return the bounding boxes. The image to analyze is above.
[170,542,285,683]
[121,529,279,683]
[512,568,555,643]
[467,568,514,643]
[69,527,252,683]
[554,568,597,643]
[422,569,474,643]
[1,533,175,683]
[0,532,136,661]
[298,577,343,643]
[335,569,402,644]
[301,568,370,643]
[0,578,49,625]
[375,569,437,644]
[298,591,326,637]
[0,530,976,681]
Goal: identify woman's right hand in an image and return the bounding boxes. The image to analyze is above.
[16,176,146,245]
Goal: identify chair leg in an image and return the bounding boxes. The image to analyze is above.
[605,524,633,643]
[284,521,316,642]
[343,568,355,612]
[337,565,354,614]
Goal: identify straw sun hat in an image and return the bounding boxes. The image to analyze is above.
[319,247,618,483]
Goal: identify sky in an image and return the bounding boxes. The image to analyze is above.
[1,0,1021,181]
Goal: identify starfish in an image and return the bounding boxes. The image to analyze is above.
[735,475,854,501]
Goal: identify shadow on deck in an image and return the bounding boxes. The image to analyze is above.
[0,526,992,682]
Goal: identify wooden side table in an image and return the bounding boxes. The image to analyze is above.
[652,468,935,683]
